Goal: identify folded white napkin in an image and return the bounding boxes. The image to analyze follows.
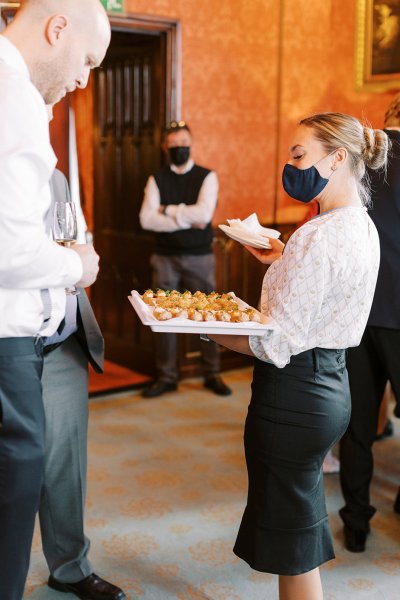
[226,213,280,239]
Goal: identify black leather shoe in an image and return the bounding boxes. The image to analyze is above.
[204,376,232,396]
[141,380,177,398]
[375,419,394,441]
[48,573,126,600]
[343,526,369,552]
[394,487,400,514]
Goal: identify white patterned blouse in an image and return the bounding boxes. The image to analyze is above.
[249,206,380,368]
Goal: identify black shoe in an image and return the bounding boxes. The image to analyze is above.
[141,380,177,398]
[48,573,126,600]
[375,419,394,441]
[343,526,369,553]
[394,487,400,514]
[204,376,232,396]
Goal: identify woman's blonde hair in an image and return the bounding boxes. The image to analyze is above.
[299,112,389,205]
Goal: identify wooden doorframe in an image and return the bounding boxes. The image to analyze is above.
[109,13,181,124]
[0,3,19,31]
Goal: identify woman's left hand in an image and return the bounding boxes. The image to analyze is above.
[244,238,285,264]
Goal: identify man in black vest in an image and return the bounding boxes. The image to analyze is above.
[139,121,231,398]
[339,95,400,553]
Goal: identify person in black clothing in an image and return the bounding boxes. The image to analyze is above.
[139,121,231,398]
[339,94,400,552]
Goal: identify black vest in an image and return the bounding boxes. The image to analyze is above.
[154,164,214,255]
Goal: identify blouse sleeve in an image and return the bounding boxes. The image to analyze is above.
[249,224,328,368]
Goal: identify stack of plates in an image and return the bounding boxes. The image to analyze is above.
[218,213,281,249]
[218,225,272,249]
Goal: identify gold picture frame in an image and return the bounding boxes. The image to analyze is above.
[356,0,400,92]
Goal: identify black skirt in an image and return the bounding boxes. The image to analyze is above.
[233,347,350,576]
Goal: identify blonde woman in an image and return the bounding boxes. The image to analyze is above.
[210,113,389,600]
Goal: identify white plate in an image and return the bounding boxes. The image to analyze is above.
[218,224,272,249]
[128,291,269,335]
[227,216,281,239]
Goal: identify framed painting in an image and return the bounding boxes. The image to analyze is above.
[356,0,400,91]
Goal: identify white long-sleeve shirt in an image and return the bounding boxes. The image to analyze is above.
[139,159,219,232]
[249,206,380,368]
[0,35,82,338]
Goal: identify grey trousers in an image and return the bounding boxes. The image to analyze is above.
[39,335,92,583]
[150,253,220,383]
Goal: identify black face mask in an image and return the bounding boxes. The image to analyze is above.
[168,146,190,166]
[282,152,334,203]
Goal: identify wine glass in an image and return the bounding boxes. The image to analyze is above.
[52,201,79,295]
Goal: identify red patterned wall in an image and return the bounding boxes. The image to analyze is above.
[124,0,281,224]
[123,0,397,227]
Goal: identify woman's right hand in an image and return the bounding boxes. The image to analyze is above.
[244,238,285,264]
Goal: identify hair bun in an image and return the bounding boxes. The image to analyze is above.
[362,127,389,170]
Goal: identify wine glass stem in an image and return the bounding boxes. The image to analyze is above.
[63,241,79,295]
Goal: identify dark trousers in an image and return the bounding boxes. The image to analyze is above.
[339,326,400,531]
[150,253,220,383]
[0,337,46,600]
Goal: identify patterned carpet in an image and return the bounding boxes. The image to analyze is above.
[25,368,400,600]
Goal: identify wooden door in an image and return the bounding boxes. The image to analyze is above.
[92,31,166,373]
[0,5,16,31]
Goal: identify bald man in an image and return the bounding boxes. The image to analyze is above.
[0,2,110,599]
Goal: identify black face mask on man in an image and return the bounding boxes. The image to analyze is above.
[168,146,190,167]
[282,151,336,203]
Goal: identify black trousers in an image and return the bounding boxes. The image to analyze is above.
[0,337,46,600]
[339,326,400,531]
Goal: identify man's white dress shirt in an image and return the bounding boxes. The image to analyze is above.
[0,35,82,338]
[139,159,219,232]
[249,206,380,368]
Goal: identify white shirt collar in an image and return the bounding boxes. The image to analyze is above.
[0,34,30,80]
[170,158,194,175]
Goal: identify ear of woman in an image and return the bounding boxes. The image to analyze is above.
[331,147,347,171]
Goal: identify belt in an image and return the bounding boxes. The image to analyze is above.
[43,341,63,355]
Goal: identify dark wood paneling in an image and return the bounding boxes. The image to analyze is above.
[0,6,16,31]
[92,31,167,374]
[49,99,69,178]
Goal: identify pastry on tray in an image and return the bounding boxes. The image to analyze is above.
[141,289,262,323]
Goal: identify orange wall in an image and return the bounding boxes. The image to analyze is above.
[123,0,397,226]
[125,0,281,224]
[276,0,395,222]
[98,1,396,226]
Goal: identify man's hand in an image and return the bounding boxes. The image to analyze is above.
[244,238,285,264]
[71,244,100,288]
